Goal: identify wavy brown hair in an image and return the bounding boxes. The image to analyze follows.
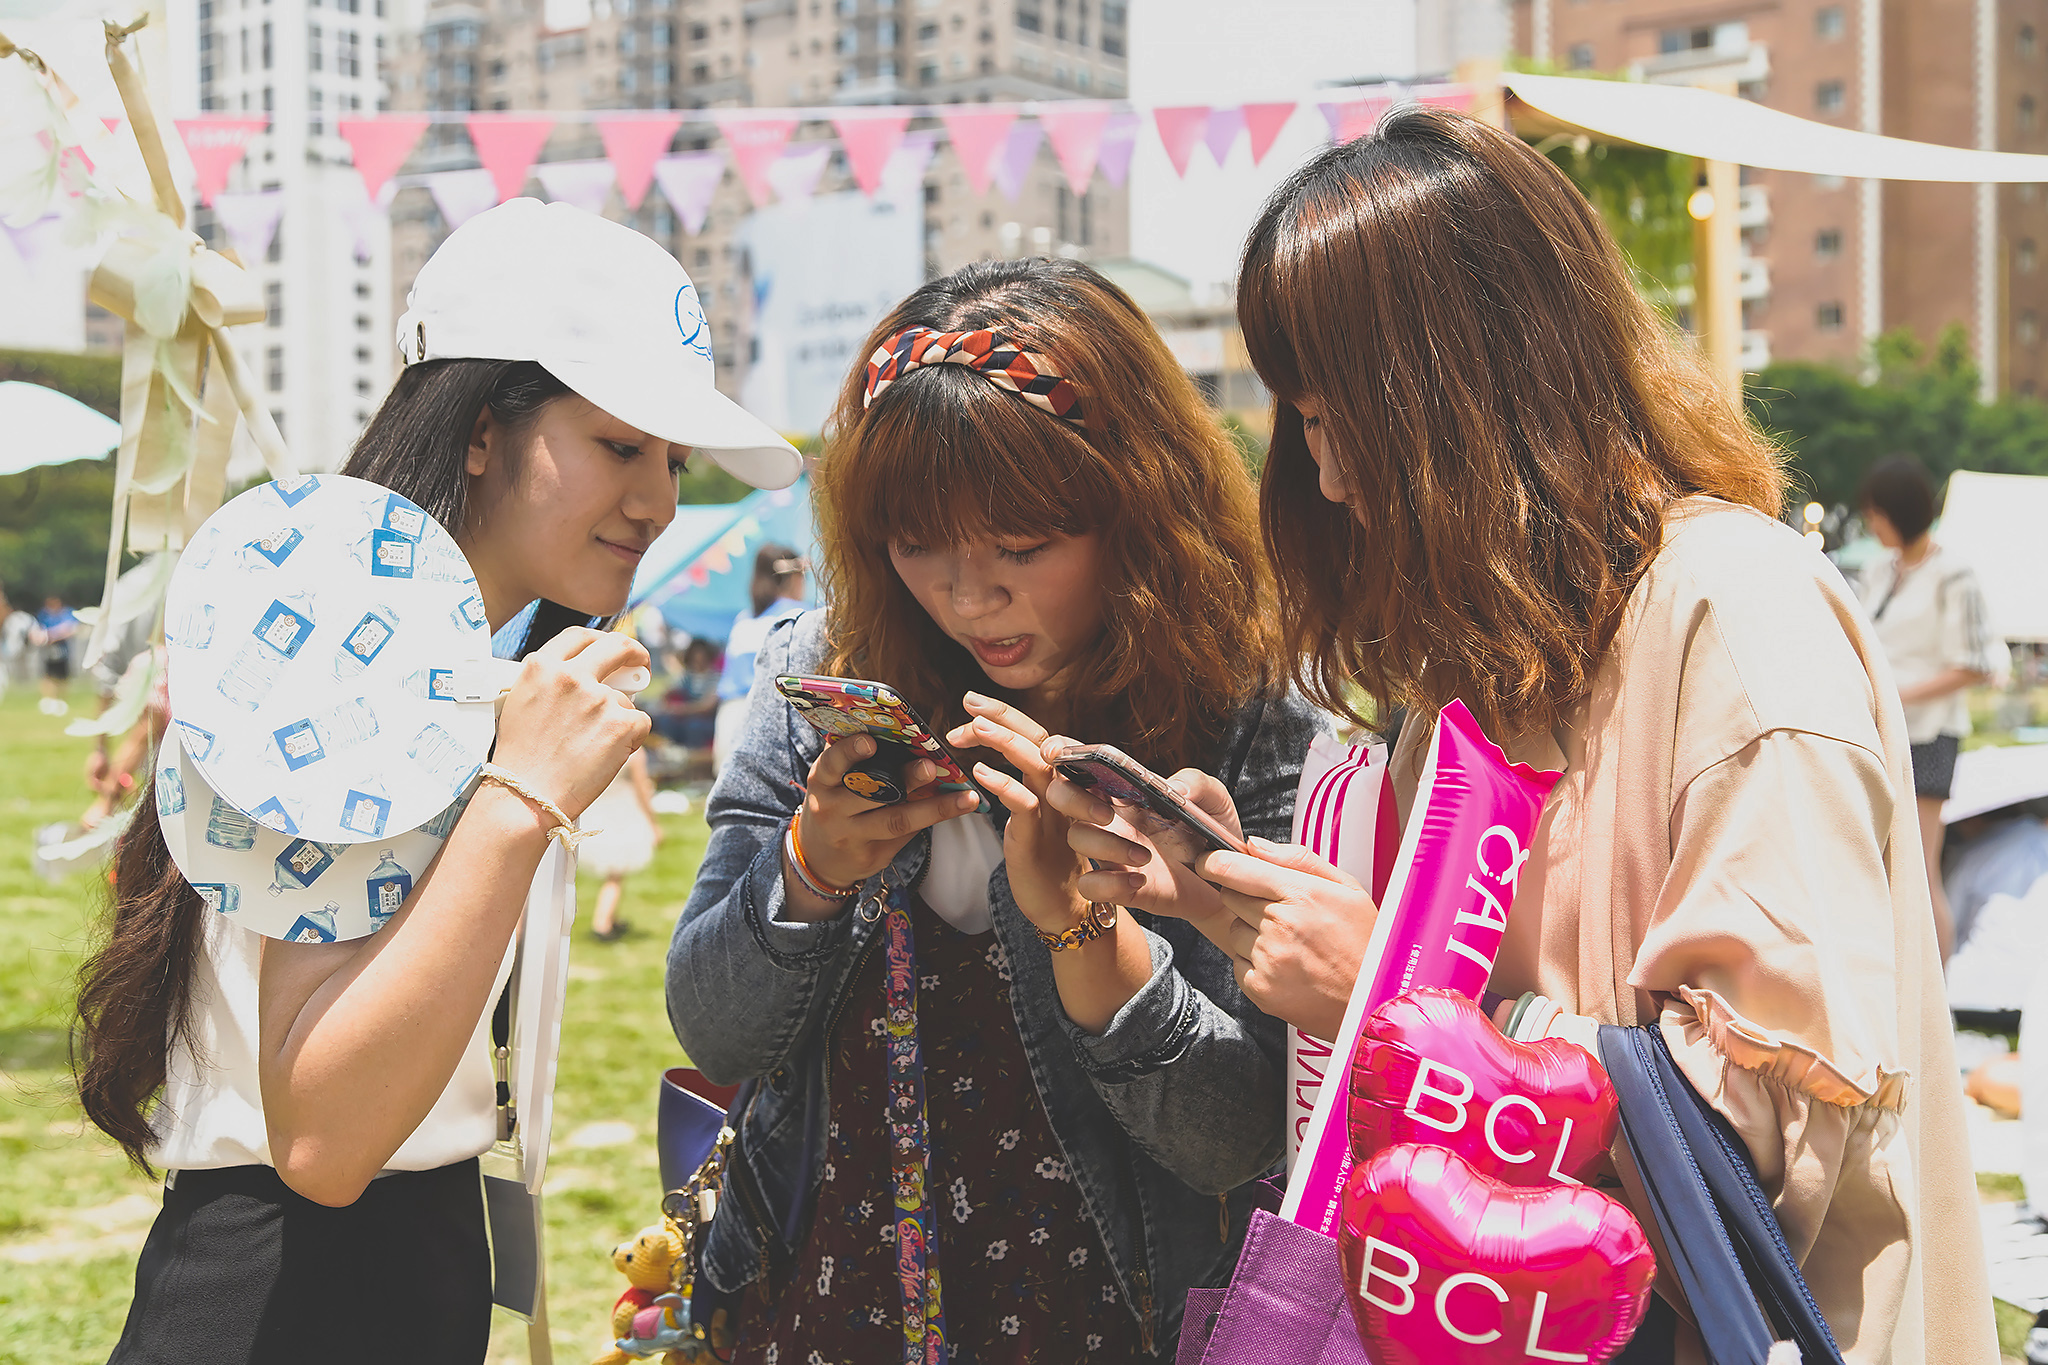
[818,257,1279,774]
[1238,105,1786,741]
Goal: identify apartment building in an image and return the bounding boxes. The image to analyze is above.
[1512,0,2048,395]
[191,0,396,470]
[383,0,1130,413]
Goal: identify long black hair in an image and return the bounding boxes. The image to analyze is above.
[75,358,586,1173]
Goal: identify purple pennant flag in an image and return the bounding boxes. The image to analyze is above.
[3,213,70,267]
[653,151,726,234]
[534,158,618,214]
[991,120,1043,203]
[334,175,387,265]
[209,188,285,264]
[1204,106,1246,167]
[879,127,940,201]
[1095,111,1140,189]
[766,142,831,205]
[424,167,500,231]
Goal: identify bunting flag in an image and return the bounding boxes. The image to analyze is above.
[1095,110,1139,188]
[1152,105,1210,178]
[1419,87,1474,114]
[466,116,556,202]
[534,158,618,214]
[991,119,1042,202]
[174,116,269,206]
[766,142,831,206]
[833,112,910,197]
[717,114,798,208]
[939,107,1017,196]
[424,166,501,231]
[1243,101,1296,165]
[1320,96,1392,145]
[597,115,682,211]
[653,150,726,234]
[209,188,286,264]
[1037,102,1112,195]
[334,174,386,264]
[1204,105,1245,167]
[339,115,428,201]
[880,127,941,200]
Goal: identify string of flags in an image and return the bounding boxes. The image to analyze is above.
[2,85,1474,269]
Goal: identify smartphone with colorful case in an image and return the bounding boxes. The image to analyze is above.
[775,674,988,811]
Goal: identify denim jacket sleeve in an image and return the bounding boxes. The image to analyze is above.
[1048,689,1332,1188]
[665,612,859,1085]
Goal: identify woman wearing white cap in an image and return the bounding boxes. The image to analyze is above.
[76,199,799,1363]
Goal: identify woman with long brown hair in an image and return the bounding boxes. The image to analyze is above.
[666,256,1323,1359]
[1058,107,1994,1360]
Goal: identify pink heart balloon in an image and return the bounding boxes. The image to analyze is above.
[1340,1144,1655,1365]
[1349,988,1618,1188]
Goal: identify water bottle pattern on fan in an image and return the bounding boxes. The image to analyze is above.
[366,850,413,930]
[267,474,321,509]
[192,883,243,916]
[156,763,186,818]
[408,723,479,788]
[272,698,381,772]
[332,608,400,681]
[205,795,261,850]
[216,594,316,711]
[270,838,343,895]
[286,903,340,943]
[238,524,305,571]
[401,667,459,702]
[340,781,394,838]
[166,600,215,649]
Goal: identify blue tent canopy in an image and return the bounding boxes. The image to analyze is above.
[629,478,818,645]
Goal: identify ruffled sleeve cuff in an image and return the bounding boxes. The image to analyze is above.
[1665,986,1908,1111]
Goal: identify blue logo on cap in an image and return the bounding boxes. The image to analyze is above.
[674,284,712,360]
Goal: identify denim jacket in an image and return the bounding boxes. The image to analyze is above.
[665,612,1328,1354]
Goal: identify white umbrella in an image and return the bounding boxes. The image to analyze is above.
[0,380,121,476]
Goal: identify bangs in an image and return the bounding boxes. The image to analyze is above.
[838,365,1113,550]
[1237,226,1307,406]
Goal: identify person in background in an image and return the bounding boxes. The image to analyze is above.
[1857,454,2000,962]
[582,746,663,942]
[0,584,32,697]
[656,637,722,752]
[710,544,807,772]
[32,593,78,715]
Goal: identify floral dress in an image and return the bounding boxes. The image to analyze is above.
[731,895,1148,1365]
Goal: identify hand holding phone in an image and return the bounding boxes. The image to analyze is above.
[1052,744,1250,859]
[776,675,987,811]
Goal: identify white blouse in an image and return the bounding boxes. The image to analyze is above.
[1857,542,2000,743]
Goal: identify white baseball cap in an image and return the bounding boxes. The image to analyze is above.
[396,198,801,490]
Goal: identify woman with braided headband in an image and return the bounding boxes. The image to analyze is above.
[667,257,1325,1360]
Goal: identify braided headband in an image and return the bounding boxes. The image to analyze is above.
[862,327,1087,428]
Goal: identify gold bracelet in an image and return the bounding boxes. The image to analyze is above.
[477,764,599,850]
[1035,902,1119,952]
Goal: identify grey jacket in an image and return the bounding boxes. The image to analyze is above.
[665,611,1328,1354]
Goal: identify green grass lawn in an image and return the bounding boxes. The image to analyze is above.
[0,679,712,1362]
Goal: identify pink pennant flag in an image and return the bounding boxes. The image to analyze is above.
[339,115,428,201]
[1095,110,1139,188]
[1419,86,1474,113]
[174,116,269,206]
[716,114,798,209]
[1319,96,1392,145]
[102,116,121,134]
[1243,102,1296,165]
[1203,105,1246,167]
[534,158,617,214]
[879,127,940,200]
[424,167,501,231]
[465,116,555,202]
[209,189,286,263]
[1151,105,1210,178]
[653,151,726,234]
[991,119,1042,202]
[1036,103,1112,196]
[596,115,682,211]
[766,142,831,205]
[832,111,910,197]
[939,107,1017,196]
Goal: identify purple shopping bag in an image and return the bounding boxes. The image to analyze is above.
[1176,1210,1371,1365]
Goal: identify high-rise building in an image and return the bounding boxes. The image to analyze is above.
[383,0,1130,416]
[191,0,397,471]
[1508,0,2048,396]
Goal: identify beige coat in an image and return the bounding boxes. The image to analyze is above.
[1389,498,1995,1363]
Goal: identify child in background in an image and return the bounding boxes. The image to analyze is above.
[584,747,663,942]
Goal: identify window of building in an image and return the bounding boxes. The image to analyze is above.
[1816,5,1844,39]
[265,280,282,325]
[356,313,371,331]
[652,21,669,43]
[2023,24,2038,58]
[356,377,373,395]
[339,29,359,76]
[2022,238,2039,273]
[261,20,272,67]
[1816,302,1845,331]
[2023,310,2042,345]
[308,22,322,69]
[271,409,285,439]
[1659,25,1712,53]
[1815,80,1844,114]
[2023,94,2039,132]
[1567,42,1594,69]
[920,61,938,83]
[266,346,284,391]
[918,21,937,43]
[1017,0,1041,33]
[1815,227,1842,259]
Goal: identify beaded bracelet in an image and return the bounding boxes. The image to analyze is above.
[477,763,597,850]
[1034,902,1119,952]
[785,814,857,901]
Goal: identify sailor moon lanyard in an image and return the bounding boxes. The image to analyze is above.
[871,876,950,1365]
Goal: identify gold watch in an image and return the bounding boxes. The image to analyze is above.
[1035,901,1119,952]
